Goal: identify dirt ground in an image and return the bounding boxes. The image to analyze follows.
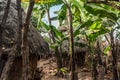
[37,57,112,80]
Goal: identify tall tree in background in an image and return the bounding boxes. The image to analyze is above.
[21,0,34,80]
[63,0,76,80]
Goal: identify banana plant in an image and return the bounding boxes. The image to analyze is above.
[63,0,120,80]
[82,2,120,80]
[39,20,68,49]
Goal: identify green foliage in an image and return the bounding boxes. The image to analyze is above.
[104,46,110,56]
[85,3,120,21]
[60,68,67,74]
[49,25,63,40]
[71,0,88,23]
[40,21,50,31]
[21,0,120,54]
[86,21,110,42]
[58,5,67,26]
[73,20,95,37]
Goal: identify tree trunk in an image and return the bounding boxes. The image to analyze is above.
[66,4,76,80]
[96,40,105,79]
[46,8,55,43]
[46,8,62,73]
[0,0,11,64]
[89,42,98,80]
[110,31,119,80]
[0,0,11,78]
[96,40,103,65]
[16,0,22,55]
[21,0,34,80]
[92,57,98,80]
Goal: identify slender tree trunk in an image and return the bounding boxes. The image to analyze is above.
[66,4,76,80]
[46,9,55,42]
[0,0,11,61]
[110,31,119,80]
[92,57,98,80]
[46,8,62,73]
[0,0,11,77]
[96,40,105,80]
[96,40,103,65]
[16,0,22,56]
[46,9,51,26]
[87,40,98,80]
[115,39,119,58]
[21,0,34,80]
[90,43,98,80]
[104,34,110,45]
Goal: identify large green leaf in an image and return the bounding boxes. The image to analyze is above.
[97,3,120,17]
[71,0,87,22]
[89,21,101,30]
[58,4,67,26]
[49,25,63,39]
[86,20,110,42]
[40,21,50,31]
[85,4,119,21]
[74,19,95,37]
[104,46,110,56]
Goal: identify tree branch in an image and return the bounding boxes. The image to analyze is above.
[21,0,34,80]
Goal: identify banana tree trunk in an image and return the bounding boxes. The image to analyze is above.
[66,4,77,80]
[89,42,98,80]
